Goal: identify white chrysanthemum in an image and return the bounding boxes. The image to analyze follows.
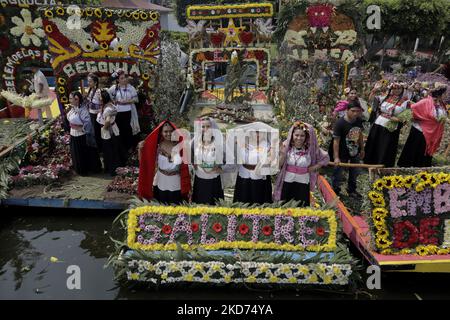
[10,9,45,47]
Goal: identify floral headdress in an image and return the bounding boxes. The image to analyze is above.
[290,121,310,150]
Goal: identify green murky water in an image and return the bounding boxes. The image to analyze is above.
[0,207,449,300]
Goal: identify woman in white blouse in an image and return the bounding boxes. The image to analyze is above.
[108,70,140,155]
[232,122,278,205]
[191,117,225,205]
[85,73,102,151]
[96,90,124,176]
[364,82,410,167]
[66,91,102,175]
[273,121,329,207]
[137,121,191,204]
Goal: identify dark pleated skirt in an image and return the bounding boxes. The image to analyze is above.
[90,112,102,152]
[364,123,400,167]
[103,135,125,176]
[233,175,272,205]
[192,176,224,205]
[70,135,102,175]
[116,111,133,152]
[397,126,432,168]
[153,186,182,205]
[280,181,310,207]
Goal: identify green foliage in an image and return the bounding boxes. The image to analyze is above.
[160,30,189,52]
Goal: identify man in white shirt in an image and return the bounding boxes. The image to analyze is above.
[31,63,52,124]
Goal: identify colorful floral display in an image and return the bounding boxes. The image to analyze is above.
[190,48,270,92]
[187,3,273,20]
[127,206,337,252]
[283,3,357,64]
[369,172,450,256]
[107,167,139,195]
[125,259,352,285]
[40,6,160,106]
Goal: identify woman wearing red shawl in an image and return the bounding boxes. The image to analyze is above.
[398,86,448,167]
[137,120,191,204]
[273,121,329,206]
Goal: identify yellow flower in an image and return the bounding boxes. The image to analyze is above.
[94,8,102,18]
[132,12,140,20]
[373,179,384,191]
[140,12,148,20]
[288,277,297,284]
[150,12,159,21]
[415,183,425,192]
[130,273,139,280]
[403,176,416,188]
[438,249,449,255]
[224,275,232,283]
[212,264,221,272]
[269,275,278,283]
[105,9,113,17]
[85,8,93,16]
[50,256,59,263]
[246,275,256,283]
[416,245,429,256]
[58,86,65,94]
[161,272,168,280]
[375,230,389,239]
[184,273,194,282]
[57,77,66,85]
[203,274,211,282]
[381,249,393,255]
[194,263,203,271]
[44,9,53,18]
[298,266,309,274]
[382,177,395,189]
[376,237,392,249]
[307,274,318,283]
[56,7,65,16]
[426,245,438,255]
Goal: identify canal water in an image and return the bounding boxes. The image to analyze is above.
[0,207,449,300]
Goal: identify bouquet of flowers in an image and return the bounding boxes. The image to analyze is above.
[385,109,412,132]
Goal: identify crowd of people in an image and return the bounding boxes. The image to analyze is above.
[64,68,449,208]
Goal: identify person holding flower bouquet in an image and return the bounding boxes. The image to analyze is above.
[364,82,410,167]
[66,91,102,175]
[398,86,448,167]
[137,120,191,204]
[273,121,329,207]
[97,89,124,176]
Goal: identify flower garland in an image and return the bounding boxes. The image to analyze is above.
[187,3,273,20]
[369,172,450,256]
[127,206,337,252]
[125,260,352,285]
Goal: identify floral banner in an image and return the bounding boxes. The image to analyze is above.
[369,172,450,256]
[282,3,357,64]
[126,260,352,285]
[187,3,273,20]
[127,206,337,252]
[40,6,160,104]
[190,48,270,92]
[0,3,53,95]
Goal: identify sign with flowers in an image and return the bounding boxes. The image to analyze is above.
[40,6,160,105]
[127,205,337,252]
[282,3,357,64]
[0,3,52,95]
[190,47,270,92]
[369,172,450,256]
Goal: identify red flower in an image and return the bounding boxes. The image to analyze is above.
[287,210,293,216]
[262,225,272,236]
[212,223,222,233]
[191,223,199,232]
[162,225,172,234]
[239,224,249,235]
[316,227,325,236]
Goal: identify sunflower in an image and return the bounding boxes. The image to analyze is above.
[100,42,109,50]
[94,8,102,18]
[376,237,392,249]
[45,25,53,33]
[373,207,388,217]
[125,11,132,18]
[415,183,425,192]
[132,12,140,20]
[116,45,125,53]
[375,230,389,239]
[438,249,450,255]
[417,171,429,181]
[382,177,395,189]
[56,7,65,16]
[438,173,449,183]
[416,245,429,256]
[380,249,393,255]
[105,10,113,18]
[150,12,159,21]
[403,176,416,188]
[60,96,68,103]
[373,198,385,207]
[426,245,439,255]
[140,12,148,20]
[392,176,404,188]
[57,77,66,85]
[141,73,150,80]
[399,249,412,255]
[44,9,53,18]
[58,86,65,94]
[368,191,382,201]
[373,179,384,191]
[85,8,93,16]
